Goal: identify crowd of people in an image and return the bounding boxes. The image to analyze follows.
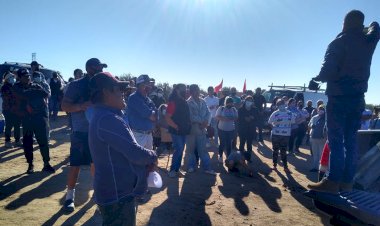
[0,9,379,226]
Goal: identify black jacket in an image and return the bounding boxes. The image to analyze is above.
[12,82,49,117]
[168,96,191,136]
[316,22,379,96]
[238,105,259,133]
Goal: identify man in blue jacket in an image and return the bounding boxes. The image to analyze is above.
[308,10,379,193]
[88,72,157,226]
[127,74,157,149]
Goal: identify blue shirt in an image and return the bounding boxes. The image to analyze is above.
[64,76,91,132]
[127,91,157,131]
[88,105,157,205]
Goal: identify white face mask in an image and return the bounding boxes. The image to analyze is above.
[162,109,167,115]
[157,93,163,98]
[245,101,253,109]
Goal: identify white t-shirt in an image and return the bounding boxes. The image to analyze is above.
[268,110,296,136]
[204,95,219,118]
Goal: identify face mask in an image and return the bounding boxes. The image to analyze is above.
[245,101,253,108]
[7,77,16,85]
[278,105,286,111]
[231,92,236,96]
[162,110,166,115]
[54,78,58,82]
[226,105,233,109]
[157,93,163,98]
[33,77,42,83]
[318,110,325,116]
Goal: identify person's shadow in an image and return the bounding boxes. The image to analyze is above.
[218,158,282,215]
[148,168,216,226]
[0,157,69,202]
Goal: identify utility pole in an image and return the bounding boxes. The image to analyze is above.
[32,52,36,61]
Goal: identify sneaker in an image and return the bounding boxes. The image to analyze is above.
[307,178,340,194]
[187,168,195,173]
[64,199,75,213]
[5,141,13,148]
[42,164,56,173]
[218,156,223,163]
[204,169,217,175]
[26,164,34,174]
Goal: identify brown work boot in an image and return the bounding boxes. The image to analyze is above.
[339,182,353,192]
[307,178,339,194]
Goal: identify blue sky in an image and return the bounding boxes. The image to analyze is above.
[1,0,379,104]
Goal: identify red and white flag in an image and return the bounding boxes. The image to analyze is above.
[243,79,247,93]
[215,79,223,93]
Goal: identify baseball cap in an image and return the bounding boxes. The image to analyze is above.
[89,72,129,92]
[17,68,30,77]
[85,58,108,69]
[136,74,154,85]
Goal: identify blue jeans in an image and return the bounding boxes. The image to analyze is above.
[186,131,211,171]
[218,130,234,158]
[170,134,186,172]
[327,96,364,184]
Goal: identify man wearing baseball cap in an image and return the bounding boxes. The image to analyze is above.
[12,68,55,174]
[88,72,157,226]
[61,58,107,212]
[127,74,157,149]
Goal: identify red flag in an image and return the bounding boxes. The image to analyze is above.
[243,79,247,93]
[214,79,223,93]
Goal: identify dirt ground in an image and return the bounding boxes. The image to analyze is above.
[0,114,330,226]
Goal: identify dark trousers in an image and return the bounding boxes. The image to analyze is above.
[22,115,50,165]
[239,127,256,160]
[272,135,289,168]
[49,96,60,119]
[218,130,234,158]
[3,111,21,142]
[99,197,136,226]
[295,123,307,150]
[327,96,363,184]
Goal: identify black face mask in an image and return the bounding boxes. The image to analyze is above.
[226,105,233,109]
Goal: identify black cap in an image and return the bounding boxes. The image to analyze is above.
[31,61,39,66]
[86,58,108,69]
[136,74,154,85]
[89,72,129,92]
[17,68,30,77]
